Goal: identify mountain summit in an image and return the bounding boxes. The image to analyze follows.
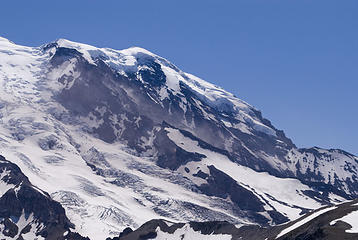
[0,37,357,239]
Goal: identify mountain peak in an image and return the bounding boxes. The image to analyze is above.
[52,38,158,63]
[47,38,258,117]
[121,46,157,57]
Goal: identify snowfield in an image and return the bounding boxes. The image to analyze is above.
[166,127,323,221]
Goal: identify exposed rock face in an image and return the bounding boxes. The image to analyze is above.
[0,155,88,240]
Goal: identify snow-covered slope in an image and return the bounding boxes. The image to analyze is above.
[0,36,357,239]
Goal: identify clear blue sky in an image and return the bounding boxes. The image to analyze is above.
[1,0,357,155]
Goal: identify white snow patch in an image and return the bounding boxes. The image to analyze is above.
[276,206,336,238]
[161,65,182,93]
[330,209,358,233]
[155,224,232,240]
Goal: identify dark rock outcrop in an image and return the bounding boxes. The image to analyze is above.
[0,155,87,240]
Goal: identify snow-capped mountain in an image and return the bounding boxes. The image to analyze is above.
[0,36,357,239]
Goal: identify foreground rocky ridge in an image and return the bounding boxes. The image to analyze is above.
[0,36,357,239]
[110,199,358,240]
[0,155,88,240]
